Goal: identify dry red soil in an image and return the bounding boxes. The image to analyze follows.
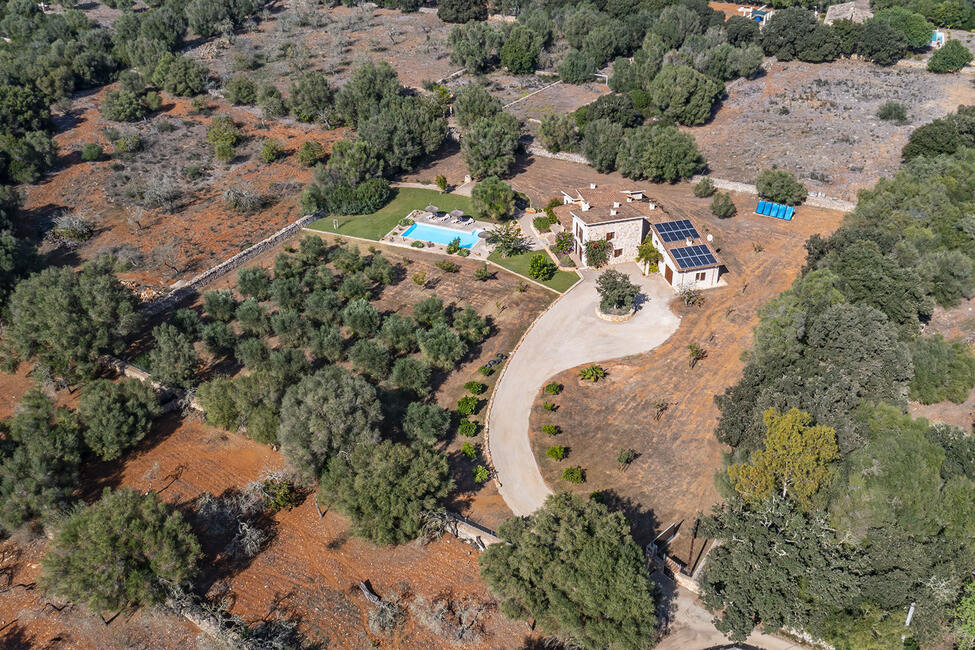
[508,157,845,566]
[21,86,344,297]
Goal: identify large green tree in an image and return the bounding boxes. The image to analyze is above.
[461,112,522,178]
[79,379,161,461]
[0,389,82,529]
[4,259,139,381]
[41,488,200,611]
[318,441,452,545]
[480,493,660,649]
[649,65,723,126]
[278,366,383,480]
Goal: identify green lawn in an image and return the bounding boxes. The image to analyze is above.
[488,250,580,293]
[307,188,475,241]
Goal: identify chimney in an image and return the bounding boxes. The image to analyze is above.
[685,237,692,246]
[626,197,633,202]
[610,209,618,216]
[590,183,597,189]
[613,202,621,208]
[581,202,590,212]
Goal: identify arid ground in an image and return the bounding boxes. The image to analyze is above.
[514,157,846,567]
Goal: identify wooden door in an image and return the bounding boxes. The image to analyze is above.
[664,264,673,285]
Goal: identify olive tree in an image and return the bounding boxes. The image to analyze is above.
[278,366,383,480]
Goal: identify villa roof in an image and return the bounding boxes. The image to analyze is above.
[649,220,721,272]
[562,186,658,225]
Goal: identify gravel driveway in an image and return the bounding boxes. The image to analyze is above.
[487,263,681,516]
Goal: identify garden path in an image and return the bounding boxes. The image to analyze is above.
[487,263,680,516]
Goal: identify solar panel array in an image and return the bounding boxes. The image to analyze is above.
[654,219,700,243]
[672,244,717,270]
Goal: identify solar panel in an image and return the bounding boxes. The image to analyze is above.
[654,219,700,243]
[671,244,717,270]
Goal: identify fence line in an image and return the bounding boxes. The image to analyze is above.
[144,214,319,317]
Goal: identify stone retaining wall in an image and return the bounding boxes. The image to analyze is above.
[691,175,856,212]
[144,214,318,317]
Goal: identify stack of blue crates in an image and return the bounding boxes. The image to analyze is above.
[756,200,795,221]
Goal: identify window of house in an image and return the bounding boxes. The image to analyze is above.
[695,271,706,281]
[605,232,614,240]
[614,248,622,258]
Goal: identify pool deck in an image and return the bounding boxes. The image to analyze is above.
[382,209,493,258]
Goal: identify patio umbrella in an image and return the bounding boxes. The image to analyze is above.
[425,205,440,213]
[449,209,465,218]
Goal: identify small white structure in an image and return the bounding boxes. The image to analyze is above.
[645,220,721,290]
[931,30,946,49]
[555,184,721,290]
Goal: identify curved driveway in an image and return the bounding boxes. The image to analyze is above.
[488,263,681,516]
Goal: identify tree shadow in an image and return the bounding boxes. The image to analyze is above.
[188,485,281,595]
[0,623,33,650]
[590,488,660,548]
[79,412,187,498]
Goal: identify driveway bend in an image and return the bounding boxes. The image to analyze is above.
[487,263,681,516]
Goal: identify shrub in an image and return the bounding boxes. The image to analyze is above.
[112,134,142,157]
[554,232,573,256]
[877,101,908,123]
[542,400,556,411]
[711,192,737,218]
[80,143,103,162]
[474,264,492,281]
[79,379,160,461]
[526,253,556,281]
[214,140,235,162]
[694,177,716,198]
[539,114,579,153]
[561,466,584,483]
[436,260,460,273]
[542,424,559,436]
[348,339,390,380]
[297,141,327,166]
[617,448,637,470]
[755,169,807,205]
[546,445,566,461]
[224,75,257,105]
[457,395,479,416]
[928,39,973,73]
[462,441,478,459]
[473,464,490,483]
[259,138,285,164]
[478,365,493,376]
[458,419,477,437]
[544,382,562,395]
[579,365,606,382]
[237,266,272,300]
[101,90,148,122]
[412,271,426,286]
[465,381,486,395]
[583,240,611,268]
[418,324,469,369]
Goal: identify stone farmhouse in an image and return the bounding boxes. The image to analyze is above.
[555,184,721,290]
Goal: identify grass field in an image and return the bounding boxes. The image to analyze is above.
[488,249,580,293]
[307,188,475,240]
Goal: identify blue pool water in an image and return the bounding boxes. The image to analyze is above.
[403,223,482,248]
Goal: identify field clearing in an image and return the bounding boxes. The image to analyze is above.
[507,156,845,565]
[688,58,975,200]
[189,5,457,91]
[20,86,343,297]
[308,188,475,240]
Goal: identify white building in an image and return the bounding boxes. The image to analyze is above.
[555,184,721,290]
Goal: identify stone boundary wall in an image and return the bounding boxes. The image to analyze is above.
[526,142,590,166]
[144,214,319,317]
[692,175,856,212]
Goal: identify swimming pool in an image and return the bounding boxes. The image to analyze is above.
[402,223,482,248]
